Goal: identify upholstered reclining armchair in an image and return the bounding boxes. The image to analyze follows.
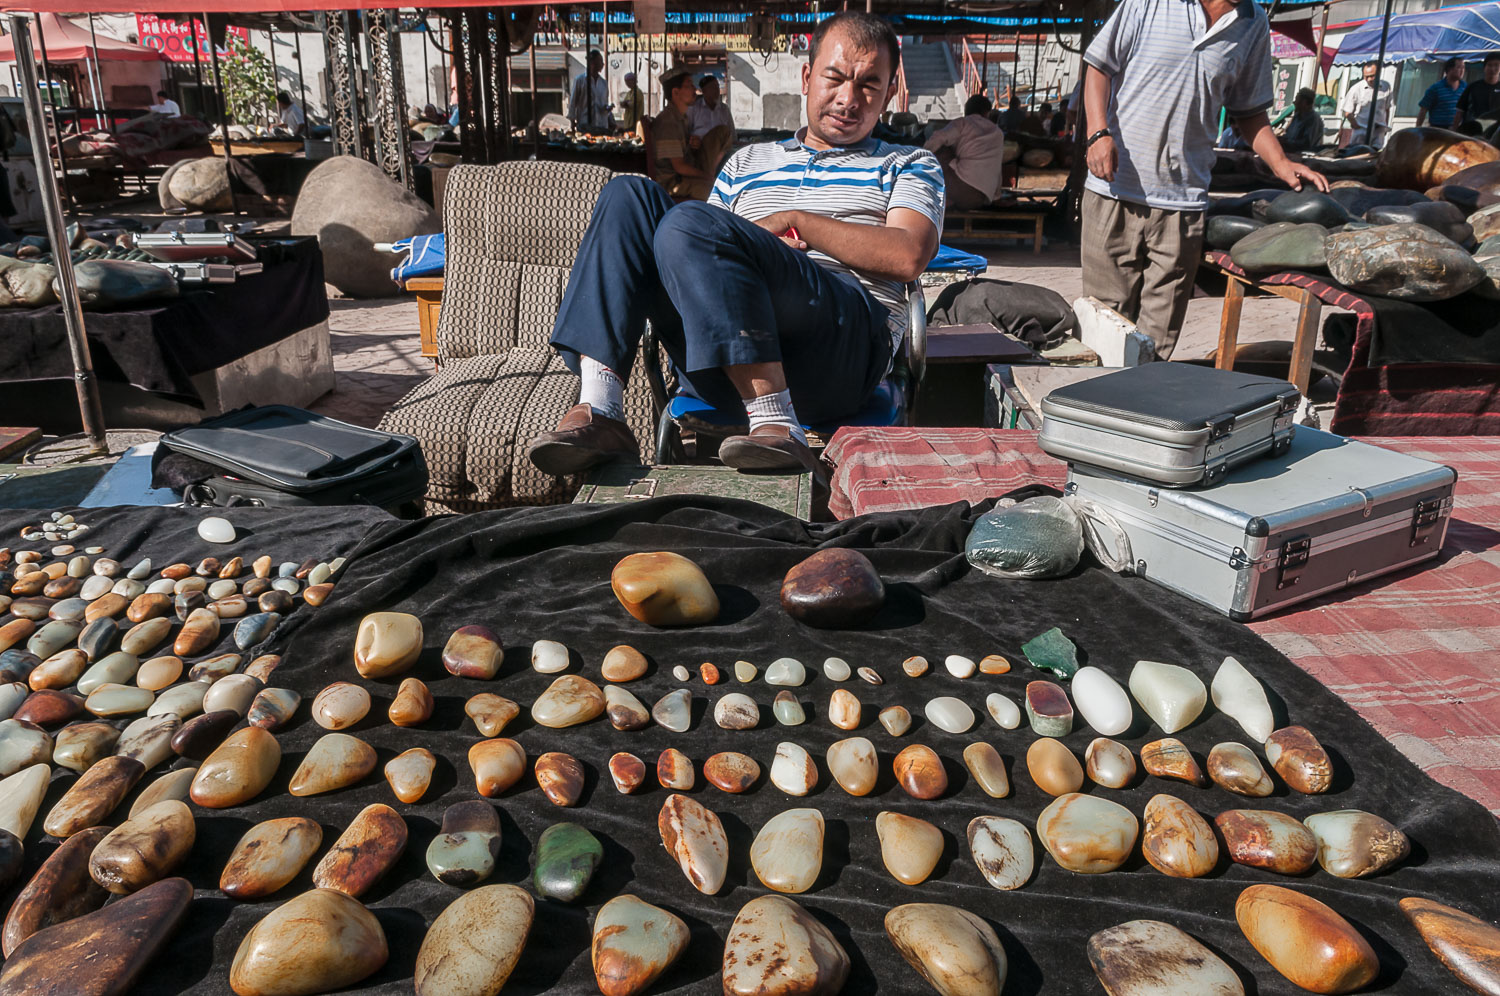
[380,162,659,513]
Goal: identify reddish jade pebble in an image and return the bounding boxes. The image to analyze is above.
[1235,884,1378,993]
[609,752,646,794]
[699,662,722,685]
[893,744,948,800]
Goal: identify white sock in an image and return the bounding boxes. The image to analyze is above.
[745,389,806,444]
[579,356,626,422]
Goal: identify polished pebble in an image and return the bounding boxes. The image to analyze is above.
[657,747,694,791]
[413,885,530,996]
[770,741,818,796]
[230,888,387,995]
[170,711,239,761]
[532,639,570,674]
[1088,919,1244,996]
[1303,810,1409,878]
[312,681,370,730]
[1028,737,1084,796]
[388,678,433,727]
[827,736,878,796]
[88,799,195,894]
[1212,656,1276,742]
[189,727,280,809]
[427,800,501,886]
[1085,738,1137,789]
[1037,792,1139,874]
[601,644,647,682]
[1265,726,1334,794]
[823,657,851,681]
[1399,896,1500,996]
[384,747,436,804]
[651,688,692,733]
[43,754,145,837]
[220,816,323,899]
[135,655,182,691]
[1025,680,1074,737]
[733,660,757,683]
[611,551,720,625]
[129,766,197,818]
[858,666,883,685]
[885,902,1007,996]
[902,655,930,677]
[723,894,849,996]
[609,752,647,794]
[945,654,976,679]
[465,692,520,736]
[1129,660,1207,734]
[751,808,824,894]
[925,696,975,734]
[1208,742,1275,797]
[202,673,261,717]
[1216,809,1319,874]
[963,742,1010,798]
[772,690,806,726]
[353,612,423,680]
[313,803,407,897]
[985,693,1021,730]
[1141,794,1218,878]
[592,894,689,996]
[1072,666,1134,736]
[605,684,651,731]
[714,692,759,730]
[894,744,948,799]
[968,815,1033,891]
[290,733,377,797]
[765,657,806,687]
[1141,738,1207,787]
[878,811,943,885]
[534,821,602,901]
[1235,884,1378,993]
[704,752,760,793]
[536,751,586,806]
[658,793,727,894]
[470,739,526,796]
[829,688,861,731]
[880,705,912,736]
[531,675,605,728]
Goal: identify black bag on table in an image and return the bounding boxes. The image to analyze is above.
[153,405,428,510]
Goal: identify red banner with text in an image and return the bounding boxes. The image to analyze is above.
[135,14,248,63]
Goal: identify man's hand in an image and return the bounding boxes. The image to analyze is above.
[1273,158,1330,193]
[1087,135,1118,182]
[754,211,807,250]
[689,134,703,150]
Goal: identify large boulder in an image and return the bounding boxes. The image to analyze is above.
[1230,222,1328,274]
[1366,200,1473,247]
[291,156,440,298]
[1325,223,1485,301]
[0,257,57,308]
[1470,202,1500,243]
[1373,127,1500,191]
[1444,160,1500,198]
[65,260,179,310]
[1265,190,1350,227]
[159,157,232,213]
[1327,184,1428,217]
[1205,215,1266,250]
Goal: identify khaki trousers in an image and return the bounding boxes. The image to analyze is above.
[1080,188,1205,359]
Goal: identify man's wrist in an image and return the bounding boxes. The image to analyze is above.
[1087,128,1113,148]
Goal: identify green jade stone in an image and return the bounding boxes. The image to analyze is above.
[772,691,806,726]
[1022,627,1079,680]
[533,822,603,903]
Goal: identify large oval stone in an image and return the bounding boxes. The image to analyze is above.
[658,793,727,894]
[886,902,1007,996]
[1374,126,1500,190]
[877,811,943,885]
[116,714,180,771]
[129,767,196,819]
[531,674,605,728]
[962,742,1010,799]
[1088,919,1244,995]
[535,751,586,807]
[704,751,760,793]
[310,681,370,731]
[1368,199,1473,245]
[313,803,407,898]
[779,548,885,627]
[894,743,948,799]
[1141,794,1218,878]
[611,552,719,625]
[289,732,377,797]
[88,799,194,894]
[220,816,323,899]
[723,894,850,996]
[1265,725,1334,793]
[2,824,110,956]
[230,887,388,996]
[1085,738,1136,789]
[771,742,818,796]
[171,710,239,762]
[592,894,689,996]
[1235,884,1378,993]
[0,762,51,839]
[1326,223,1485,300]
[442,624,503,680]
[1303,809,1409,878]
[1037,792,1138,874]
[413,884,533,996]
[601,645,648,682]
[1141,737,1207,787]
[190,726,280,808]
[43,754,145,837]
[1230,222,1329,274]
[1267,190,1350,226]
[1206,214,1267,250]
[1216,809,1319,874]
[1399,896,1500,995]
[751,807,824,894]
[533,821,603,902]
[353,611,422,679]
[827,737,878,797]
[0,719,52,776]
[172,608,220,658]
[53,721,119,772]
[469,738,526,796]
[0,877,191,996]
[1028,737,1084,796]
[1071,666,1133,737]
[247,688,300,731]
[967,815,1033,891]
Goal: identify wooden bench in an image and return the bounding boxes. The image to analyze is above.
[404,276,445,364]
[942,210,1045,253]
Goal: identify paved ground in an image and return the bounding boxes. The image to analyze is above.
[311,240,1317,429]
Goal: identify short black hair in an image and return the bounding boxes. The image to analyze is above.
[1040,102,1053,114]
[964,94,992,116]
[157,89,169,97]
[1487,52,1500,64]
[1009,96,1021,109]
[1295,86,1316,103]
[1444,56,1464,71]
[276,91,291,104]
[661,69,694,93]
[1364,60,1381,69]
[699,74,719,87]
[809,12,901,80]
[587,49,603,65]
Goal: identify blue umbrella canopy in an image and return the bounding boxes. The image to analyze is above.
[1334,0,1500,63]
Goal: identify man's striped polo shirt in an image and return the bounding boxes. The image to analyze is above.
[709,131,945,356]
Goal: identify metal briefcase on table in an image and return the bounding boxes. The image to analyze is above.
[1039,363,1300,486]
[1067,427,1456,620]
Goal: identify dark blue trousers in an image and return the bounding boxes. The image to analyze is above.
[551,175,893,424]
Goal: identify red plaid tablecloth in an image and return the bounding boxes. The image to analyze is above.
[824,427,1500,814]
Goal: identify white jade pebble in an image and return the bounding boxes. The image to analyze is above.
[197,517,235,544]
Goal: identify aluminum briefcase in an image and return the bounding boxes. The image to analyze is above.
[1039,363,1300,486]
[1066,427,1456,620]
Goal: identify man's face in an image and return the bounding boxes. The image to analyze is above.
[1486,58,1500,84]
[801,28,896,148]
[588,54,603,75]
[1296,94,1313,113]
[1363,65,1379,85]
[702,79,721,106]
[1447,61,1465,82]
[671,78,696,111]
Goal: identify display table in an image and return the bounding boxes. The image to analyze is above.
[1204,250,1329,396]
[824,425,1500,816]
[2,498,1497,993]
[0,237,333,430]
[403,275,444,362]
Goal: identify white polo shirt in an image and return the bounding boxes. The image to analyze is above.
[1084,0,1274,211]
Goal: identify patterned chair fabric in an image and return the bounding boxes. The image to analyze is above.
[380,161,659,512]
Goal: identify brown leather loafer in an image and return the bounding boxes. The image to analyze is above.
[719,424,824,481]
[526,404,639,476]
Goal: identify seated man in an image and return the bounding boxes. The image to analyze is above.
[925,94,1006,210]
[651,69,714,200]
[687,74,736,178]
[1280,88,1325,153]
[527,11,944,477]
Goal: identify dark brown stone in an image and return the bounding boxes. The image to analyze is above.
[1265,725,1335,794]
[0,828,24,893]
[893,744,948,800]
[1215,809,1318,874]
[1400,896,1500,995]
[170,710,240,761]
[159,564,192,581]
[0,876,192,995]
[779,548,885,628]
[312,803,407,898]
[1141,738,1208,787]
[535,751,585,807]
[42,756,146,838]
[303,582,334,607]
[125,593,171,624]
[3,825,111,956]
[15,690,85,727]
[294,558,318,579]
[1375,127,1500,190]
[42,577,82,600]
[256,590,294,614]
[83,594,130,624]
[704,752,761,793]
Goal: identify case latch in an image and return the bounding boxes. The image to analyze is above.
[1411,497,1445,546]
[1206,414,1236,440]
[624,478,658,500]
[1276,534,1311,589]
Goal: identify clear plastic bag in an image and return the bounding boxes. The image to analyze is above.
[965,496,1085,579]
[1066,495,1134,575]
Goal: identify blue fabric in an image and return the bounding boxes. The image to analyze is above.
[929,244,989,272]
[390,234,445,283]
[551,175,893,426]
[1419,79,1466,126]
[1334,0,1500,63]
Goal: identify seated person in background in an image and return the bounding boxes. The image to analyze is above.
[1280,88,1325,153]
[527,12,943,477]
[150,90,180,117]
[686,75,736,177]
[925,94,1006,210]
[651,70,714,200]
[1001,96,1027,133]
[1037,102,1054,133]
[276,92,306,137]
[1049,98,1071,137]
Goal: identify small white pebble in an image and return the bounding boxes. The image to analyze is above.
[823,657,851,681]
[672,665,691,682]
[197,516,235,544]
[945,654,977,679]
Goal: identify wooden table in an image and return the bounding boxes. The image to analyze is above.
[942,210,1045,253]
[1209,255,1321,395]
[404,276,445,363]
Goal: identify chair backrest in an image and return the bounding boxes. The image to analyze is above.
[435,160,614,361]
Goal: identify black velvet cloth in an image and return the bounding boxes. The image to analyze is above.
[3,498,1499,995]
[0,237,328,404]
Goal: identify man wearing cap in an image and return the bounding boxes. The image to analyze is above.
[618,72,645,132]
[526,11,944,477]
[651,69,713,199]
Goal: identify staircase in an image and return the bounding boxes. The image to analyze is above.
[899,42,966,121]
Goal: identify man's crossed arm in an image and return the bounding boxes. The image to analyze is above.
[750,208,939,283]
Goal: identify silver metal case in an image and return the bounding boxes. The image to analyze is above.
[1066,427,1456,620]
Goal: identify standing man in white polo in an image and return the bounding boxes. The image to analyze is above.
[1079,0,1326,358]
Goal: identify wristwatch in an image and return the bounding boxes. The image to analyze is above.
[1087,128,1113,147]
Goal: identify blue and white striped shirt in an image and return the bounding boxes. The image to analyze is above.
[709,132,945,354]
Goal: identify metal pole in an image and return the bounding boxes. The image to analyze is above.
[189,16,206,111]
[294,28,310,128]
[10,15,107,455]
[204,14,240,217]
[1365,0,1394,146]
[86,15,108,129]
[34,18,73,209]
[268,27,281,122]
[1030,22,1040,108]
[423,17,432,108]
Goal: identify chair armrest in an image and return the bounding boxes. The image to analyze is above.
[906,280,927,388]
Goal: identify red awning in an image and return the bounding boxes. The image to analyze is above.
[3,1,529,10]
[0,12,166,60]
